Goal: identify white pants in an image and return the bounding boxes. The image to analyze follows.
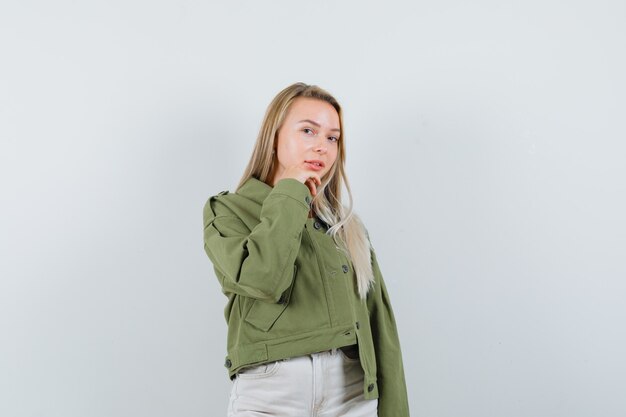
[227,347,378,417]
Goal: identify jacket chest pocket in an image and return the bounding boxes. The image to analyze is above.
[244,264,297,332]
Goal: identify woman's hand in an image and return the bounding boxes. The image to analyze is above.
[281,162,322,196]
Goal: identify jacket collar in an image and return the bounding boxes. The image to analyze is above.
[236,176,273,205]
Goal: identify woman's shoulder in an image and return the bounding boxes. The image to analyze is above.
[203,186,259,221]
[203,189,237,220]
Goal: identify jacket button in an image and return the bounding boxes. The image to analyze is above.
[356,321,360,329]
[225,359,232,368]
[342,264,349,273]
[367,383,375,392]
[314,221,321,229]
[305,196,311,204]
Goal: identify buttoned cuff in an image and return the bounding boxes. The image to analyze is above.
[268,178,313,210]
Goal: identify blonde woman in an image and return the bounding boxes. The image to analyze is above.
[203,82,410,417]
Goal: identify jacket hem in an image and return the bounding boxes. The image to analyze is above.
[225,324,379,399]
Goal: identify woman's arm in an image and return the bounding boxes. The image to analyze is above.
[203,178,311,303]
[367,246,411,417]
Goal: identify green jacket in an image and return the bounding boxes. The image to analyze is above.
[202,177,410,417]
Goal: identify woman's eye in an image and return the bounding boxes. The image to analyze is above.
[303,128,338,142]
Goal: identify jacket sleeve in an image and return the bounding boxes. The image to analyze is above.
[202,178,311,303]
[366,246,411,417]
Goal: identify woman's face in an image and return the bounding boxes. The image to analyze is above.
[271,97,341,185]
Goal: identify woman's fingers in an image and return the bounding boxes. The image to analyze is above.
[306,178,317,196]
[280,163,321,197]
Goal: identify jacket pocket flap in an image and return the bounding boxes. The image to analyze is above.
[244,265,297,332]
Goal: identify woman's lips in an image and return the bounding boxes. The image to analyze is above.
[305,161,323,171]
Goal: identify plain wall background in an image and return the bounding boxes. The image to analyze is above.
[1,1,625,416]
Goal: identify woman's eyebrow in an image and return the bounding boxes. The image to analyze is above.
[297,119,341,132]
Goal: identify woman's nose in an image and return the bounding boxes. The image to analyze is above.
[314,139,327,153]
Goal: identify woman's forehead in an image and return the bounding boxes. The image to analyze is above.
[287,98,340,128]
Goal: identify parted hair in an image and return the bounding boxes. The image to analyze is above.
[236,82,375,301]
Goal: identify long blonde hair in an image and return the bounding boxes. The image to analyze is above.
[236,82,375,301]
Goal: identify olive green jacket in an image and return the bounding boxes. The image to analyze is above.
[202,177,410,417]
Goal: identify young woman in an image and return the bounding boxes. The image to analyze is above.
[203,82,410,417]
